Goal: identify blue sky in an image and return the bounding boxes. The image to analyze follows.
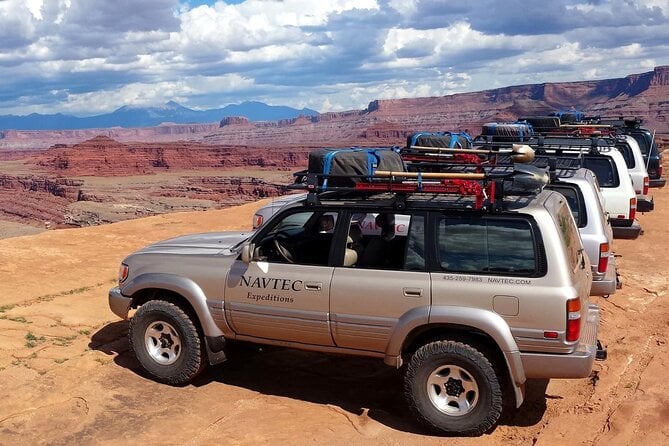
[0,0,668,117]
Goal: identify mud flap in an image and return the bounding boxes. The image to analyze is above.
[596,340,607,361]
[205,335,227,365]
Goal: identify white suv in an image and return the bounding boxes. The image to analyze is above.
[524,137,641,240]
[615,135,653,212]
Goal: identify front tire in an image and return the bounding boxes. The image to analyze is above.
[404,340,503,436]
[128,300,206,385]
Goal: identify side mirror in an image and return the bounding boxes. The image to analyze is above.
[241,243,255,263]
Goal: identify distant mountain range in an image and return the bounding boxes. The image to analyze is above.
[0,101,319,130]
[2,66,667,150]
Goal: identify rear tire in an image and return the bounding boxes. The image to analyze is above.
[129,300,206,385]
[404,340,503,436]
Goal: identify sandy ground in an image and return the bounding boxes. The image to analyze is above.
[0,190,668,446]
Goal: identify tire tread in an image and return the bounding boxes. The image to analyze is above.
[128,299,206,385]
[404,340,503,436]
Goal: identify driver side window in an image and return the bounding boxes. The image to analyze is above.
[257,211,336,266]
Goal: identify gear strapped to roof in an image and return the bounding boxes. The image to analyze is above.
[292,145,548,211]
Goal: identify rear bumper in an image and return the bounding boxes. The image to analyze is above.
[590,255,617,296]
[521,304,599,379]
[649,178,665,188]
[637,196,654,213]
[611,219,642,240]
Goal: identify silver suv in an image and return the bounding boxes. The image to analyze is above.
[109,167,602,436]
[545,167,617,295]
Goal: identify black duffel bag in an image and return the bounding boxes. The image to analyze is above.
[307,147,404,188]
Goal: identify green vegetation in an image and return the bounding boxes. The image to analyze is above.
[52,334,78,347]
[25,331,46,348]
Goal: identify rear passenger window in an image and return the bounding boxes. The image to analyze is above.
[582,158,620,187]
[346,212,417,271]
[436,216,539,276]
[546,185,586,228]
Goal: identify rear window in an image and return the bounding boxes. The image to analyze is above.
[554,204,581,271]
[435,216,542,276]
[616,143,635,168]
[582,157,620,188]
[546,184,587,228]
[631,133,650,156]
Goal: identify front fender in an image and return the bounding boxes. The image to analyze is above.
[121,273,225,338]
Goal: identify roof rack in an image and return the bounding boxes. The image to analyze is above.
[404,143,535,163]
[400,149,483,165]
[519,115,617,137]
[290,159,549,211]
[473,135,616,156]
[412,152,583,185]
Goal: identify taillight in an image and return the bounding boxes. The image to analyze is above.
[658,164,663,178]
[253,214,264,228]
[566,298,581,342]
[597,242,609,274]
[643,176,649,196]
[629,197,637,221]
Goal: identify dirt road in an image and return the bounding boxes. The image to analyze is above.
[0,191,667,445]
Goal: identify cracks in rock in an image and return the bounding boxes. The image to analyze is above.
[590,335,656,444]
[0,396,91,426]
[6,280,115,309]
[604,299,629,311]
[325,405,367,436]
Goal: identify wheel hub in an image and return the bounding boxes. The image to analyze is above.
[145,320,182,365]
[445,377,465,397]
[426,364,480,416]
[159,333,173,349]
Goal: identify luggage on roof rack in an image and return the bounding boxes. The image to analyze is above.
[406,131,473,150]
[292,145,548,211]
[402,131,474,163]
[550,110,584,123]
[481,121,534,142]
[307,147,404,189]
[519,116,561,131]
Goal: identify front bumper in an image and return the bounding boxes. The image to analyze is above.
[109,286,132,319]
[649,177,665,188]
[590,255,617,296]
[521,303,600,379]
[611,219,642,240]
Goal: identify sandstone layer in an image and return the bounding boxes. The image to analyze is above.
[1,66,667,151]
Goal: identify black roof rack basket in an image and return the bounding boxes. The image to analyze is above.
[290,161,549,212]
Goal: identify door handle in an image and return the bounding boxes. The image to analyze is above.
[304,282,323,291]
[403,288,423,297]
